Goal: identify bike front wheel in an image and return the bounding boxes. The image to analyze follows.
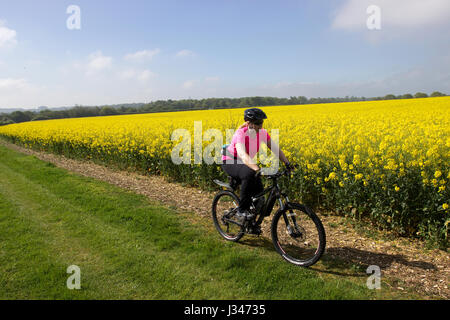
[211,190,245,242]
[271,203,326,267]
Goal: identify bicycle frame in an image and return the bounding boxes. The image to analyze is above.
[250,175,290,227]
[216,168,298,230]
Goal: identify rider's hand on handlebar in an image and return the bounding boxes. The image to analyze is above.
[285,162,297,175]
[285,162,293,170]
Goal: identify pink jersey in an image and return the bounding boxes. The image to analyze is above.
[222,126,271,162]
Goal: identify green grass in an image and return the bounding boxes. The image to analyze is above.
[0,145,417,299]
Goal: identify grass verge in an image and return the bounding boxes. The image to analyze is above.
[0,145,418,299]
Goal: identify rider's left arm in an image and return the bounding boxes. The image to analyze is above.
[266,139,290,166]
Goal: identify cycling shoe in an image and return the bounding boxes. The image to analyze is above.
[235,209,255,221]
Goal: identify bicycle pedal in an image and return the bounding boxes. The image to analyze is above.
[246,223,261,235]
[248,229,261,236]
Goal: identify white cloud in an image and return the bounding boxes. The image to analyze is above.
[176,49,196,58]
[0,78,43,108]
[0,78,28,89]
[332,0,450,31]
[138,69,157,81]
[118,68,157,82]
[0,21,17,48]
[86,51,112,76]
[250,55,450,98]
[119,69,137,79]
[205,76,220,83]
[124,49,160,62]
[182,80,195,89]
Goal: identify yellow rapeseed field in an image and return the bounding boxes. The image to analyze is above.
[0,97,448,245]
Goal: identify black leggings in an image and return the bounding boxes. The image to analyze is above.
[221,162,264,211]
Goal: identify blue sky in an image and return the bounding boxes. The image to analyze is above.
[1,0,449,109]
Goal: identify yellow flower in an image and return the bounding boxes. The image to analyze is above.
[353,154,360,166]
[328,172,337,180]
[443,203,449,210]
[0,96,449,227]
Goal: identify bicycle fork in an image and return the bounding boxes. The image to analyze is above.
[280,196,304,239]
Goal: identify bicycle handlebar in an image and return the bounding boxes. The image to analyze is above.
[255,164,299,179]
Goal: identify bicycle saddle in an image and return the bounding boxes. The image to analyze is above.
[213,176,240,191]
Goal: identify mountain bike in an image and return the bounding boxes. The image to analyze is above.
[212,165,326,267]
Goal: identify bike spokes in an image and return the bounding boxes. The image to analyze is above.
[272,205,325,266]
[212,192,244,241]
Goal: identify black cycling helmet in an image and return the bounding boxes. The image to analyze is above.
[244,108,267,122]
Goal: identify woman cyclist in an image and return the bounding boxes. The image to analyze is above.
[221,108,292,221]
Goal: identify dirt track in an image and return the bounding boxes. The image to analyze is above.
[1,140,448,299]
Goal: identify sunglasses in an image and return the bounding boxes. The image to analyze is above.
[251,120,264,126]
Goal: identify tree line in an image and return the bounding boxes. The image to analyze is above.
[0,91,446,126]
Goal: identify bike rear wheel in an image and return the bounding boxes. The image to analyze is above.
[271,203,325,267]
[211,190,245,242]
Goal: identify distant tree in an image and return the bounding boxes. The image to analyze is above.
[99,106,118,116]
[414,92,428,98]
[290,96,308,104]
[430,91,445,97]
[6,93,444,125]
[0,116,15,126]
[31,115,51,121]
[9,111,32,123]
[238,97,251,108]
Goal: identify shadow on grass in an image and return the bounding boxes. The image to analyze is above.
[239,235,275,250]
[235,235,438,278]
[312,247,437,277]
